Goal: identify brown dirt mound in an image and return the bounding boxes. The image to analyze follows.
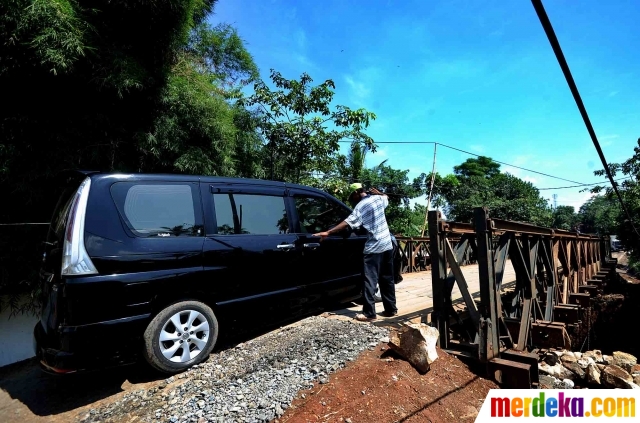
[277,346,497,423]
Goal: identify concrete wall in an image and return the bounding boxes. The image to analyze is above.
[0,299,38,367]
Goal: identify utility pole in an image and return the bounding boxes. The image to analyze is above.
[552,194,558,210]
[421,144,438,237]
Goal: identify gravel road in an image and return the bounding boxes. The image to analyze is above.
[78,316,388,423]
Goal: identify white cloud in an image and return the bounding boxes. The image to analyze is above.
[523,176,537,184]
[342,66,383,107]
[294,29,306,50]
[373,147,388,158]
[344,75,372,103]
[469,144,486,153]
[556,192,596,210]
[503,167,521,177]
[366,148,388,167]
[600,134,619,147]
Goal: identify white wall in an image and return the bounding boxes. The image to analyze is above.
[0,299,38,367]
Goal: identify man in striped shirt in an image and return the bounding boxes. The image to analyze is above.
[314,183,397,321]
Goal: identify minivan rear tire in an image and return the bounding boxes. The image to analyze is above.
[143,300,219,373]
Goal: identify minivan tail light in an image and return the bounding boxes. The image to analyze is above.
[61,177,98,276]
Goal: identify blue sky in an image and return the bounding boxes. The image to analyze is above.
[211,0,639,211]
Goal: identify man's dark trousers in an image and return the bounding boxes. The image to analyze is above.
[362,248,396,318]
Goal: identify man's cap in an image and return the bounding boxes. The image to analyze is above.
[348,182,363,194]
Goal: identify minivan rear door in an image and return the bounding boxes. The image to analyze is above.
[38,171,95,335]
[201,184,304,326]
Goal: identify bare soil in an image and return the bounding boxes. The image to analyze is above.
[277,347,497,423]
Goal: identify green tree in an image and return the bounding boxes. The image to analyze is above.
[0,0,261,313]
[552,205,579,230]
[413,157,552,225]
[453,156,501,179]
[590,138,640,250]
[345,141,369,183]
[242,70,377,183]
[578,196,620,234]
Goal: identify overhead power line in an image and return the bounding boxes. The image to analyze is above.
[538,177,632,191]
[339,140,595,185]
[531,0,640,238]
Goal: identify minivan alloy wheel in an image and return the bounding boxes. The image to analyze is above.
[143,300,218,373]
[160,310,210,363]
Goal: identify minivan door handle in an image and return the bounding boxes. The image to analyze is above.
[303,243,321,249]
[276,243,295,251]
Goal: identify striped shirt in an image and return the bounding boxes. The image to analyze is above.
[345,194,393,254]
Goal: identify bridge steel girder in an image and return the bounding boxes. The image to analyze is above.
[428,207,613,389]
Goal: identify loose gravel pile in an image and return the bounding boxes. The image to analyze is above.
[79,316,388,423]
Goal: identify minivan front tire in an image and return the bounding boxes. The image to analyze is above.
[143,300,219,373]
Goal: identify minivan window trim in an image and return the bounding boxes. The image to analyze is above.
[287,190,352,235]
[206,184,291,236]
[109,181,204,238]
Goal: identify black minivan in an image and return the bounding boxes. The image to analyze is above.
[34,171,366,374]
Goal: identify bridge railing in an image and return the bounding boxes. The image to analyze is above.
[395,236,476,274]
[427,207,615,389]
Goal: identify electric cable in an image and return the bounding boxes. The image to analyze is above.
[531,0,640,237]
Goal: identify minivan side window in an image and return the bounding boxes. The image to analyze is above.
[294,195,350,234]
[212,193,289,235]
[111,183,202,237]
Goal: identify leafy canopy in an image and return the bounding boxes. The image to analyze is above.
[242,70,377,183]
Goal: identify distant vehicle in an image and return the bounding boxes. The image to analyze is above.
[34,171,368,374]
[611,239,621,252]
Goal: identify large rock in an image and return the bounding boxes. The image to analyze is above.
[583,349,604,364]
[388,323,439,374]
[634,375,640,386]
[602,355,612,365]
[553,378,575,389]
[577,357,595,369]
[539,374,559,389]
[613,352,638,373]
[543,352,560,366]
[631,364,640,376]
[564,362,586,380]
[586,363,601,385]
[561,352,577,363]
[602,364,634,389]
[539,362,575,380]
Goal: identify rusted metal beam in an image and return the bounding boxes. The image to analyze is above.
[553,305,580,324]
[569,292,591,307]
[429,210,449,348]
[489,358,534,389]
[475,207,500,362]
[427,206,609,378]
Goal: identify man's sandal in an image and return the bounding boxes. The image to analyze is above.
[355,313,377,322]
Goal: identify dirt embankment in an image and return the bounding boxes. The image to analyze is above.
[278,346,497,423]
